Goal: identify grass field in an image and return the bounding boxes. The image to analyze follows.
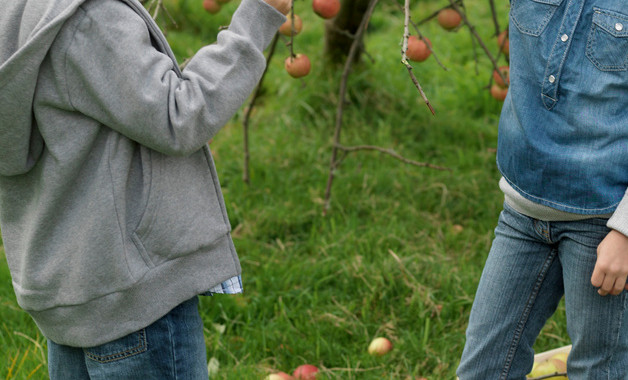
[0,0,571,378]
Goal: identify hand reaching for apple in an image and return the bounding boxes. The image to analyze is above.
[591,229,628,296]
[263,0,292,15]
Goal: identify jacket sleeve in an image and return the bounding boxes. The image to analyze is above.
[608,189,628,236]
[63,0,284,156]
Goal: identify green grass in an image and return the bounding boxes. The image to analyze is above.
[0,0,570,378]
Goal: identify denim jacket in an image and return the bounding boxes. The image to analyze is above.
[497,0,628,217]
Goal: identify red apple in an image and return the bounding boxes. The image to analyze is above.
[437,8,462,31]
[492,65,510,87]
[497,30,509,55]
[293,364,319,380]
[279,14,303,37]
[406,36,431,62]
[490,83,508,101]
[265,372,295,380]
[312,0,340,19]
[368,337,393,356]
[203,0,221,14]
[284,54,311,78]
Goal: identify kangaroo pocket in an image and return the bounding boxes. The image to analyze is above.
[510,0,564,36]
[586,8,628,71]
[132,148,231,267]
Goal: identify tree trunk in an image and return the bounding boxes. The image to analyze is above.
[323,0,371,64]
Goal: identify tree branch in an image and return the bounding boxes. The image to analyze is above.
[323,0,380,215]
[334,144,451,171]
[401,0,435,115]
[242,33,280,184]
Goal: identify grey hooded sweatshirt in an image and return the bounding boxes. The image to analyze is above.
[0,0,284,346]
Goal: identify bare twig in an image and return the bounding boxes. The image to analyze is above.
[289,2,296,58]
[334,144,451,171]
[322,0,379,215]
[488,0,500,36]
[401,0,435,115]
[242,33,280,184]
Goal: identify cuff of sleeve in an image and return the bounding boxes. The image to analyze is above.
[228,0,286,51]
[607,190,628,236]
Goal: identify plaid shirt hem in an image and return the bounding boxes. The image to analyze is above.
[202,275,243,296]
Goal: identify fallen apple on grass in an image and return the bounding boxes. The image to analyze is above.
[528,352,568,379]
[265,371,295,380]
[293,364,319,380]
[312,0,341,19]
[406,36,431,63]
[368,337,393,356]
[284,54,311,78]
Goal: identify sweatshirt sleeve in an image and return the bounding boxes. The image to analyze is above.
[63,0,285,156]
[608,189,628,237]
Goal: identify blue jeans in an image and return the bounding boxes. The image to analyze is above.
[48,296,208,379]
[457,203,628,379]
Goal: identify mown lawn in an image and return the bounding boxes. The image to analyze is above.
[0,0,570,378]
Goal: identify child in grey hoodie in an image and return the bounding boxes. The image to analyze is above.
[0,0,289,377]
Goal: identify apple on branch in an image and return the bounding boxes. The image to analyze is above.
[490,84,508,101]
[406,36,432,63]
[492,66,510,87]
[497,30,510,55]
[279,14,303,37]
[312,0,341,19]
[284,54,311,78]
[203,0,221,14]
[437,8,462,31]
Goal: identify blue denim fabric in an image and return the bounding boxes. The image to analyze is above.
[497,0,628,215]
[457,203,628,379]
[47,296,208,380]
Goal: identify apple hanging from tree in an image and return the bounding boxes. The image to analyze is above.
[497,30,509,55]
[279,15,303,36]
[203,0,221,14]
[437,8,462,31]
[406,36,432,62]
[492,65,510,87]
[293,364,319,380]
[312,0,341,19]
[490,83,508,101]
[284,54,311,78]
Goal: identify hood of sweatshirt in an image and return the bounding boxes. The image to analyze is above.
[0,0,87,176]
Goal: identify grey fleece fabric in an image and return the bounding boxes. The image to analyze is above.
[0,0,284,346]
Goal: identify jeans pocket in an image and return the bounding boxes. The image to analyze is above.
[84,329,148,364]
[586,7,628,71]
[510,0,564,36]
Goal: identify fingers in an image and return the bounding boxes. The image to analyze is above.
[592,271,628,296]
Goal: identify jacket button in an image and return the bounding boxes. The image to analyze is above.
[617,23,624,31]
[548,75,556,83]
